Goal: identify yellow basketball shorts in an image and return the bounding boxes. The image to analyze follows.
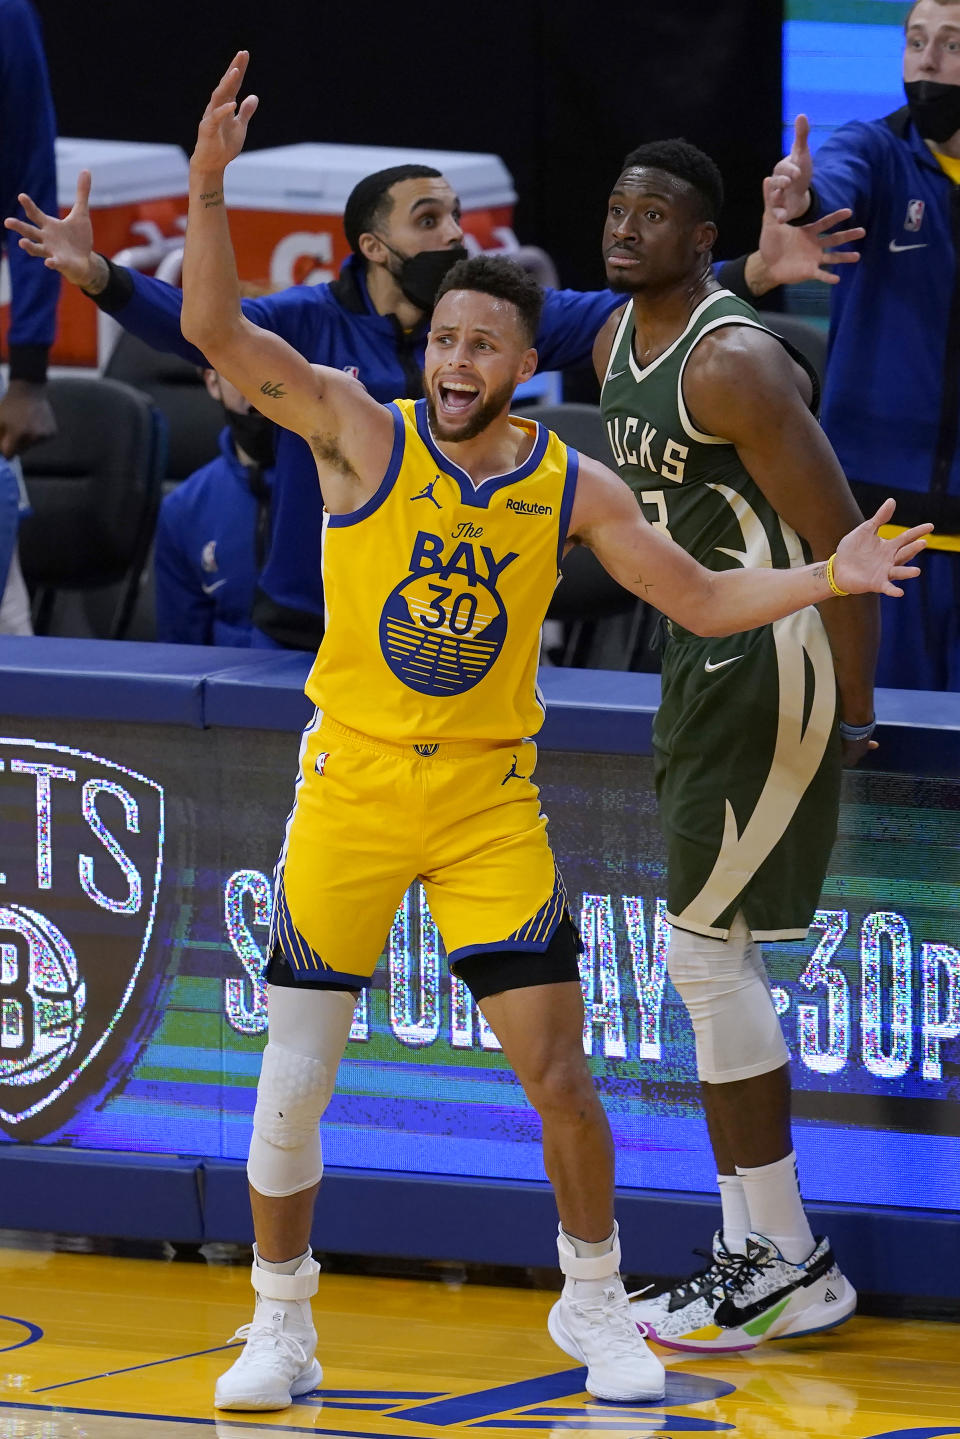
[268,713,569,987]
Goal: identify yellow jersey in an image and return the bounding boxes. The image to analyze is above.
[305,398,578,744]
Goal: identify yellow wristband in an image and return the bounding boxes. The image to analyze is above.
[825,553,849,598]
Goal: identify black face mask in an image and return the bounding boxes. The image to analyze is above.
[905,80,960,144]
[380,241,469,313]
[224,406,276,470]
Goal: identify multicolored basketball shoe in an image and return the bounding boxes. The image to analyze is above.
[628,1231,748,1352]
[712,1233,857,1346]
[633,1232,857,1353]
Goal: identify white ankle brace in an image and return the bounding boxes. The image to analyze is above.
[251,1245,320,1302]
[556,1223,621,1281]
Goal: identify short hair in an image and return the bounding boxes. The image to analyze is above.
[906,0,959,24]
[434,255,544,344]
[343,164,443,253]
[620,139,724,223]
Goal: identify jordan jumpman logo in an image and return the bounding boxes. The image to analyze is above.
[501,754,522,785]
[411,477,442,509]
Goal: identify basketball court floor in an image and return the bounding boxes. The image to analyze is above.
[0,1240,957,1439]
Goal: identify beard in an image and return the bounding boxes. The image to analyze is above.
[606,269,647,294]
[425,374,517,441]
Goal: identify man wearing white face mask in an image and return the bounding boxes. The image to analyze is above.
[769,0,960,691]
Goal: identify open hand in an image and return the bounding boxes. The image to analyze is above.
[770,114,814,222]
[760,177,864,286]
[833,499,932,597]
[4,170,97,288]
[192,50,259,172]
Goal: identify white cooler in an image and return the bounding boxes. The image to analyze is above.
[222,142,517,289]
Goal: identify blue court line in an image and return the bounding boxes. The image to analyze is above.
[0,1315,43,1353]
[395,1368,589,1423]
[320,1391,440,1399]
[32,1340,242,1391]
[473,1422,734,1433]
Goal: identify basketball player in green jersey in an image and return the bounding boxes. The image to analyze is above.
[594,141,874,1352]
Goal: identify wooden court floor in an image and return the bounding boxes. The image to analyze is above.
[0,1243,957,1439]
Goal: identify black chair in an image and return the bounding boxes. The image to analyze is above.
[19,376,165,639]
[756,311,829,390]
[104,330,224,483]
[535,403,660,670]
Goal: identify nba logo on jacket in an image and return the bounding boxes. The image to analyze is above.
[904,199,925,232]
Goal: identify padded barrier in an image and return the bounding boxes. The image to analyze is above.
[0,636,957,769]
[201,1160,960,1301]
[0,1147,203,1241]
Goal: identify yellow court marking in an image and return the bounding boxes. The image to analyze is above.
[0,1248,958,1438]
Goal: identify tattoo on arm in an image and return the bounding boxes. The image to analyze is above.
[200,189,224,209]
[813,562,827,583]
[633,572,653,596]
[80,253,110,297]
[260,380,287,400]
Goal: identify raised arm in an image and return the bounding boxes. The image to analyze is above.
[180,52,393,510]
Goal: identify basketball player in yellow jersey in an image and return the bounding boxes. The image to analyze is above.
[180,54,929,1416]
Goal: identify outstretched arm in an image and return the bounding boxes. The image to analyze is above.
[180,52,393,508]
[4,169,326,371]
[567,457,928,638]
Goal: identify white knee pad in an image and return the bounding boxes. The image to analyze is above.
[247,984,357,1198]
[247,1042,333,1197]
[666,917,789,1083]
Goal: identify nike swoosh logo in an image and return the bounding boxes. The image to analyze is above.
[704,655,742,673]
[201,579,227,595]
[715,1247,834,1329]
[607,368,627,381]
[889,240,927,253]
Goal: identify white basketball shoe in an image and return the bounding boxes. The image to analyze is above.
[548,1225,665,1402]
[215,1247,323,1410]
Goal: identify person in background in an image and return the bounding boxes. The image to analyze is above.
[0,0,59,634]
[155,368,274,646]
[8,144,861,650]
[768,0,960,690]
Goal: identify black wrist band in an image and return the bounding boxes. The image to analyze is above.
[788,184,818,225]
[7,343,50,384]
[84,255,135,314]
[715,253,751,301]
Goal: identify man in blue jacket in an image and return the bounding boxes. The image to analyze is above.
[8,152,860,649]
[769,0,960,690]
[0,0,59,633]
[155,368,275,646]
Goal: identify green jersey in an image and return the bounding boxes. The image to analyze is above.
[600,288,841,943]
[601,289,813,582]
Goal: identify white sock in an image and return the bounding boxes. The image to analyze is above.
[255,1248,309,1275]
[736,1151,815,1264]
[563,1227,619,1301]
[716,1173,749,1256]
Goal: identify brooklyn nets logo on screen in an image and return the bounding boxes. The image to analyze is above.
[0,738,164,1135]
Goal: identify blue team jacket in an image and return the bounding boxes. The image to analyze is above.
[154,428,273,647]
[812,109,960,530]
[0,0,59,365]
[99,254,622,647]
